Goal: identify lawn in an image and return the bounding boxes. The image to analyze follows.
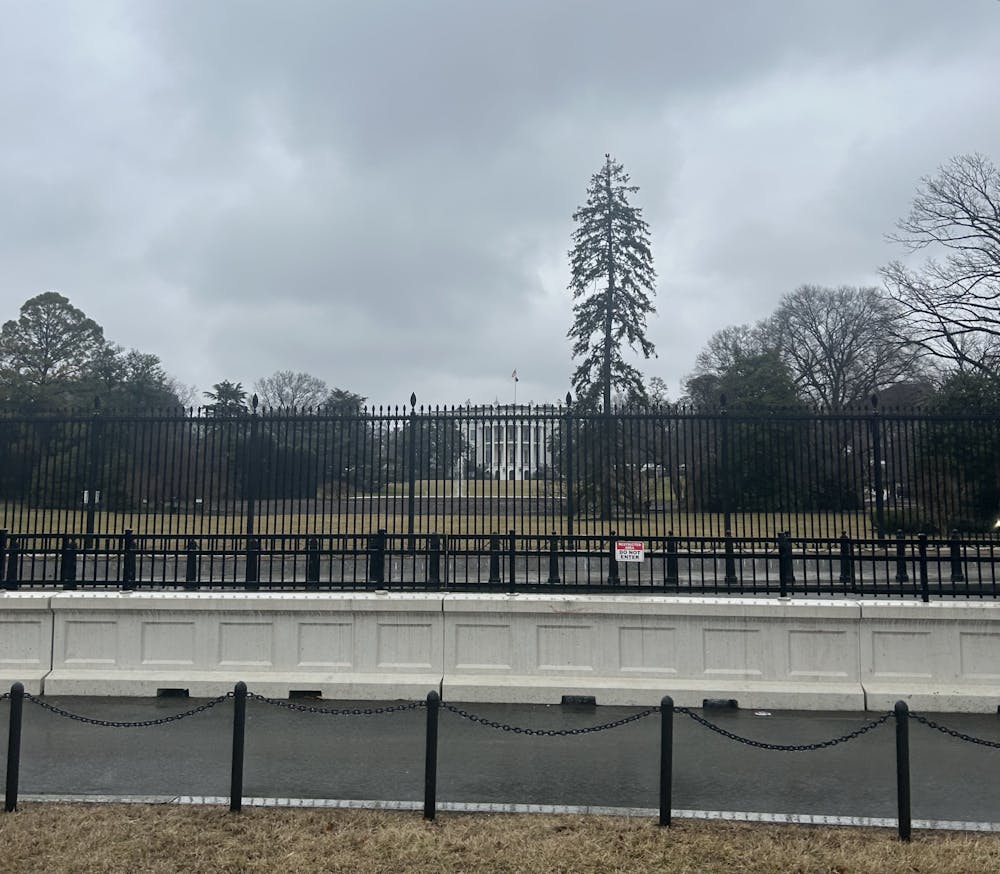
[0,804,994,873]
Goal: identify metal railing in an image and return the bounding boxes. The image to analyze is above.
[2,528,997,598]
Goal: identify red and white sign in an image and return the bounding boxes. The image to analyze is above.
[614,541,645,562]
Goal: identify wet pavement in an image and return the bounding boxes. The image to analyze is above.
[2,694,1000,824]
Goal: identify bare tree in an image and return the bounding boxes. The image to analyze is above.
[770,285,920,409]
[881,153,1000,382]
[254,370,329,410]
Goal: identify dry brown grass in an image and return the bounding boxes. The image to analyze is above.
[0,804,996,873]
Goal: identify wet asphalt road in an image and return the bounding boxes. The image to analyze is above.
[2,695,1000,823]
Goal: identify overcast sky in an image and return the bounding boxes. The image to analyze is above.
[1,1,998,408]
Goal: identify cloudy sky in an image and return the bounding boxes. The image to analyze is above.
[1,1,998,408]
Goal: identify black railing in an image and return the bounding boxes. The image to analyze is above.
[0,399,998,543]
[2,529,997,597]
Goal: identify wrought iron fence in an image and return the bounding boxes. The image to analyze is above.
[1,397,998,543]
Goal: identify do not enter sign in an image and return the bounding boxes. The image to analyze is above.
[614,541,644,562]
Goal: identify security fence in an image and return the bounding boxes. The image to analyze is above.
[1,397,998,543]
[4,682,1000,840]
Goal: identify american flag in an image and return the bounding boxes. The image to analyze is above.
[511,369,519,382]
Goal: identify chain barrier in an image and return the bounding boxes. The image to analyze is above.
[908,712,1000,749]
[23,691,232,728]
[247,692,425,716]
[677,707,894,751]
[441,702,659,736]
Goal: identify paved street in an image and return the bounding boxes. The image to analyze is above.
[3,693,1000,825]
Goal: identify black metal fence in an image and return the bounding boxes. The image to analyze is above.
[1,397,998,541]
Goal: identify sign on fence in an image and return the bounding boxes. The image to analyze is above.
[615,541,644,562]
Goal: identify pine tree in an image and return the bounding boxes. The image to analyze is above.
[567,154,657,411]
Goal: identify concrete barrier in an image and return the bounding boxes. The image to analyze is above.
[2,590,999,711]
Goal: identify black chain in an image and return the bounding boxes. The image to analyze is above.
[24,691,232,728]
[247,692,425,716]
[909,712,1000,749]
[441,702,658,736]
[677,707,893,751]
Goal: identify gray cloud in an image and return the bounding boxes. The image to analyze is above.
[1,0,998,405]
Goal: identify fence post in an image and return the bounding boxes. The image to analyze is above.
[724,530,737,586]
[245,395,260,540]
[918,533,929,603]
[659,695,673,827]
[407,393,417,552]
[367,529,387,586]
[488,533,501,584]
[306,537,321,589]
[949,531,965,584]
[184,538,200,591]
[424,690,440,821]
[838,531,854,586]
[547,533,560,584]
[869,395,886,538]
[894,531,909,584]
[719,395,732,537]
[894,700,911,842]
[84,398,102,549]
[230,681,247,813]
[607,531,620,585]
[564,392,574,539]
[507,529,516,594]
[428,534,441,586]
[122,529,136,591]
[5,682,24,812]
[60,536,78,590]
[665,532,678,586]
[245,536,260,590]
[0,530,6,582]
[3,536,18,591]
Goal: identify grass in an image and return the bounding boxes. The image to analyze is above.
[0,502,874,540]
[0,804,995,873]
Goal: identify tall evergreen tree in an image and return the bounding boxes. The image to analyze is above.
[567,154,657,411]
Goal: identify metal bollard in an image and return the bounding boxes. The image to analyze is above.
[427,534,441,586]
[306,537,321,589]
[245,537,260,590]
[508,529,516,593]
[424,690,440,820]
[894,700,911,842]
[838,531,854,586]
[230,681,247,813]
[488,533,501,584]
[5,682,24,812]
[547,533,560,584]
[607,531,620,585]
[665,532,679,586]
[122,529,136,591]
[778,532,796,591]
[184,538,200,591]
[949,531,965,584]
[367,530,386,585]
[60,536,78,590]
[659,695,673,827]
[0,530,6,581]
[724,530,737,585]
[894,531,909,584]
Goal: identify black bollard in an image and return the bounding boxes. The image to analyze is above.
[659,695,673,827]
[546,533,560,584]
[428,534,441,586]
[5,682,24,812]
[488,533,501,584]
[424,690,440,820]
[507,530,516,594]
[122,529,136,591]
[245,537,260,590]
[894,531,909,584]
[368,530,386,585]
[949,531,965,584]
[894,700,911,842]
[918,534,929,603]
[306,537,321,589]
[665,532,679,586]
[184,538,200,591]
[607,531,620,585]
[838,531,854,586]
[724,530,737,585]
[60,537,78,590]
[230,681,247,813]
